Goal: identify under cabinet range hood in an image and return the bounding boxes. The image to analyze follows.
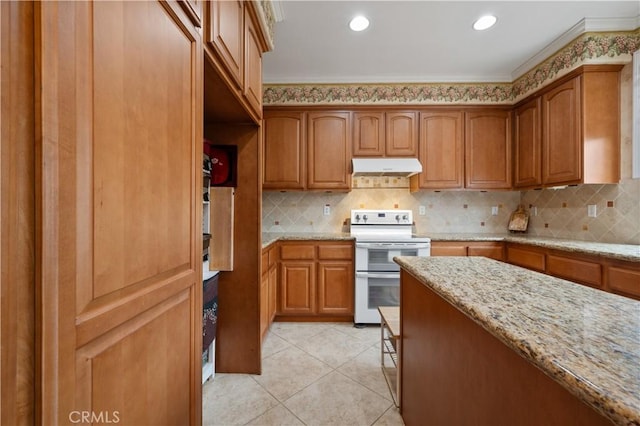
[352,158,423,177]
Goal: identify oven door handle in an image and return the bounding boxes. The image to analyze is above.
[356,272,400,279]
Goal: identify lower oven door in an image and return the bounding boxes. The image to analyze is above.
[355,272,400,324]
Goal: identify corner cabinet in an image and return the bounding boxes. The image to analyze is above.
[307,112,352,190]
[514,65,622,188]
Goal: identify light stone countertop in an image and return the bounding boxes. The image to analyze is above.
[395,256,640,426]
[262,232,353,249]
[420,233,640,262]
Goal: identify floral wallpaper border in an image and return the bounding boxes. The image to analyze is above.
[263,30,640,106]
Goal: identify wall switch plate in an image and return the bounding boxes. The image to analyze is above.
[323,204,331,216]
[491,206,499,216]
[419,205,426,215]
[588,204,597,217]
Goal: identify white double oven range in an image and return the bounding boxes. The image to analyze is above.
[350,209,431,324]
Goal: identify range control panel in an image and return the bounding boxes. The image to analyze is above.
[350,209,413,225]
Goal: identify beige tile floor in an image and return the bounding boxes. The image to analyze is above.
[202,322,405,426]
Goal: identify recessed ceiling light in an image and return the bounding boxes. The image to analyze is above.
[349,15,369,32]
[473,15,497,31]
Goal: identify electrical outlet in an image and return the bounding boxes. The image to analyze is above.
[323,204,331,216]
[587,205,597,218]
[491,206,499,216]
[532,206,538,216]
[419,205,426,215]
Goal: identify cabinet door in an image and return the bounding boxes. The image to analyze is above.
[37,1,202,423]
[280,262,316,314]
[465,110,512,189]
[317,262,354,315]
[207,0,243,88]
[353,112,385,156]
[260,271,269,338]
[416,111,464,189]
[243,6,262,117]
[263,111,306,189]
[178,0,202,27]
[268,264,278,321]
[386,111,418,157]
[514,98,542,188]
[542,77,582,185]
[307,112,352,190]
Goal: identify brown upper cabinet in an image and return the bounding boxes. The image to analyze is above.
[262,110,307,190]
[307,112,352,190]
[263,110,352,191]
[205,0,266,120]
[411,109,511,190]
[465,110,512,189]
[353,111,418,157]
[412,111,465,189]
[514,65,622,188]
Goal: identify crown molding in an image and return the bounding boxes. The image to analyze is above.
[512,16,640,80]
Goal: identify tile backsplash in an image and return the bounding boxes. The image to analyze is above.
[262,188,521,235]
[521,179,640,244]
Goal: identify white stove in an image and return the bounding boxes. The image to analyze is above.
[350,210,431,324]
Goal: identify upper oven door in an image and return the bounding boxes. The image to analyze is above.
[355,242,430,272]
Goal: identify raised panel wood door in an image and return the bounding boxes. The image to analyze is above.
[416,111,464,189]
[386,111,418,156]
[280,262,316,314]
[542,76,582,185]
[514,98,542,188]
[464,110,512,189]
[243,5,262,117]
[207,0,243,88]
[317,262,354,315]
[353,112,385,156]
[37,2,202,423]
[307,112,352,190]
[262,110,306,189]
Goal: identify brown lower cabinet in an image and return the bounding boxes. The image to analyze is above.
[260,245,278,340]
[432,241,639,300]
[275,241,354,321]
[430,241,505,261]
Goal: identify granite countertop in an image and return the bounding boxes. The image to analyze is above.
[395,256,640,425]
[421,233,640,262]
[262,232,353,248]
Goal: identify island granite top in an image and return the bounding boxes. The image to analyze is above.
[395,256,640,426]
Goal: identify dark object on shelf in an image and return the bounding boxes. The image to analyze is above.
[204,140,237,187]
[203,274,219,351]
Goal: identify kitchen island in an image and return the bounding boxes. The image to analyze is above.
[395,256,640,426]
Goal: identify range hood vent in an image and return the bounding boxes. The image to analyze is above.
[352,158,422,177]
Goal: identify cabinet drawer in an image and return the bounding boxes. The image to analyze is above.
[280,244,315,260]
[430,242,467,256]
[607,267,640,298]
[318,244,353,260]
[506,246,545,272]
[547,255,602,288]
[468,245,504,261]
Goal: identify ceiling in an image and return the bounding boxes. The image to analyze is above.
[262,1,640,84]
